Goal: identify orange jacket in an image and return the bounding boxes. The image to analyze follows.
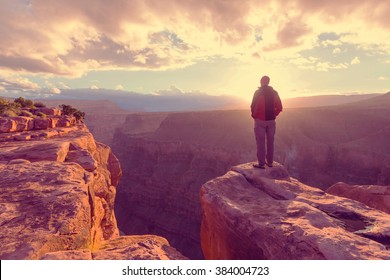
[251,86,282,120]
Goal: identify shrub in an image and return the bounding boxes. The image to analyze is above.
[0,98,10,114]
[0,103,21,116]
[73,110,86,121]
[60,104,85,121]
[1,110,19,117]
[34,101,46,108]
[0,97,9,106]
[36,112,47,118]
[18,110,34,117]
[60,104,77,116]
[14,97,34,108]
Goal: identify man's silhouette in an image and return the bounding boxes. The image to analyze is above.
[251,76,283,169]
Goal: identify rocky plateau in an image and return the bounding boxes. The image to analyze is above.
[0,114,186,260]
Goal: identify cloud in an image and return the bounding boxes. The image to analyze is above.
[0,76,40,91]
[50,87,61,94]
[351,57,361,65]
[90,85,99,90]
[289,55,349,71]
[115,85,124,90]
[154,85,184,96]
[58,82,70,89]
[332,48,342,54]
[0,0,388,79]
[378,76,388,80]
[0,74,62,96]
[316,61,349,72]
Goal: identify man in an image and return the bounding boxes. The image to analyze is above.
[251,75,283,169]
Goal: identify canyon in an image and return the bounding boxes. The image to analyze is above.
[1,93,389,260]
[112,93,390,259]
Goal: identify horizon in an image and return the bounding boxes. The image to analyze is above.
[0,0,389,101]
[1,88,388,113]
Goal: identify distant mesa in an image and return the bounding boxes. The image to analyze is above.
[283,93,382,108]
[32,88,248,112]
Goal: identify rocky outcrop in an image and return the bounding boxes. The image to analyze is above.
[327,182,390,214]
[0,115,76,134]
[200,162,390,260]
[0,124,185,260]
[36,99,132,146]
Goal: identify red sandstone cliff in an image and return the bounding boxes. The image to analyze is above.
[0,118,185,260]
[200,162,390,260]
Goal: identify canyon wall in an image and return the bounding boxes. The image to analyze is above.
[113,95,390,259]
[200,162,390,260]
[0,121,185,260]
[276,93,390,187]
[113,111,255,259]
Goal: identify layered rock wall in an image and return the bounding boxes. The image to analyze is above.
[112,111,255,259]
[113,136,239,259]
[0,115,76,134]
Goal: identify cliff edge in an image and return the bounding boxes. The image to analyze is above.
[0,119,185,260]
[200,162,390,260]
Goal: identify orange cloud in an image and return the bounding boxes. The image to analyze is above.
[0,0,388,78]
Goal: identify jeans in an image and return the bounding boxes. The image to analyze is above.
[254,119,276,166]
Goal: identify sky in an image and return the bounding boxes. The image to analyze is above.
[0,0,389,101]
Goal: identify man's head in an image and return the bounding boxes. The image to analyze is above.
[260,76,270,86]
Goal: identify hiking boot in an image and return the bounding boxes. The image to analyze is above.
[267,163,273,167]
[253,163,265,169]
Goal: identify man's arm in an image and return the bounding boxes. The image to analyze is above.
[251,90,260,119]
[274,91,283,116]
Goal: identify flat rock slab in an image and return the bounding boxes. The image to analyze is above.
[200,162,390,260]
[0,161,91,259]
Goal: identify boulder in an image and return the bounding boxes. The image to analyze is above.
[58,116,76,127]
[66,149,98,172]
[37,107,61,116]
[13,117,34,132]
[327,182,390,214]
[0,118,16,133]
[34,118,50,130]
